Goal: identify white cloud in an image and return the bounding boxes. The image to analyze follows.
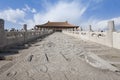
[0,8,25,23]
[82,17,120,31]
[23,4,36,13]
[0,4,37,23]
[32,1,87,25]
[0,1,101,29]
[31,8,36,13]
[0,5,37,29]
[1,0,119,31]
[24,19,35,29]
[22,0,87,29]
[95,17,120,30]
[23,5,30,11]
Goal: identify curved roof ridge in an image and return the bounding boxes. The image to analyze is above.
[36,21,79,28]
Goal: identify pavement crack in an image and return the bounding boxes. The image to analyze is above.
[45,53,49,62]
[47,73,52,80]
[60,52,69,61]
[7,71,17,77]
[0,62,14,75]
[64,73,69,80]
[27,55,34,62]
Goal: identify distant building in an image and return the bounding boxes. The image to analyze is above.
[35,21,79,32]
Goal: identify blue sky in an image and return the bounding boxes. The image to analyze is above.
[0,0,120,30]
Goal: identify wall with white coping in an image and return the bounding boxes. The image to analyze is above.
[5,30,52,47]
[0,19,53,49]
[63,21,120,49]
[63,31,109,46]
[113,32,120,49]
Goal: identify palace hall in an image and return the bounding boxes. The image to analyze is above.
[35,21,79,32]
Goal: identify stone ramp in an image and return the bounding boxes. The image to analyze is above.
[78,51,119,71]
[64,32,120,72]
[83,42,120,71]
[0,32,120,80]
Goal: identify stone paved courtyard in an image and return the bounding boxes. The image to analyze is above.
[0,32,120,80]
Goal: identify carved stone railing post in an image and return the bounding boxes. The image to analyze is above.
[23,24,28,43]
[23,24,27,31]
[89,25,92,32]
[107,21,115,47]
[88,25,92,41]
[0,19,6,49]
[108,21,115,32]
